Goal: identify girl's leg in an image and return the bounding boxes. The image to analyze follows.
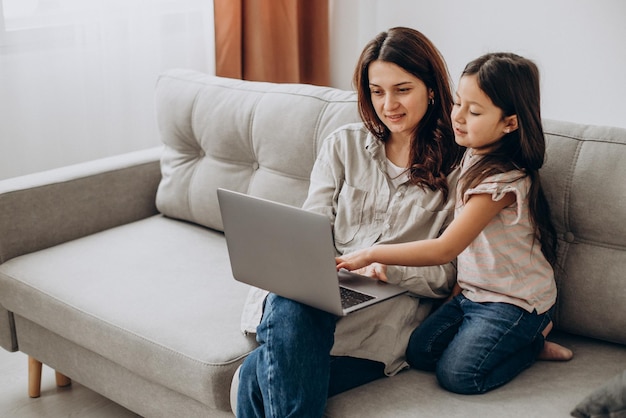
[237,293,337,418]
[406,295,465,371]
[435,299,548,395]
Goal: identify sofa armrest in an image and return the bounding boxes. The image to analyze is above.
[0,147,162,264]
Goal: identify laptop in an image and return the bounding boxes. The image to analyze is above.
[217,188,407,316]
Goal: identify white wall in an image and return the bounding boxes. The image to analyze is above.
[329,0,626,129]
[0,0,215,180]
[1,1,623,180]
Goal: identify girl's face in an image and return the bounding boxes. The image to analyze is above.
[451,74,517,154]
[368,60,432,142]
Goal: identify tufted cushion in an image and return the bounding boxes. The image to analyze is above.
[542,119,626,344]
[154,70,359,231]
[153,71,626,347]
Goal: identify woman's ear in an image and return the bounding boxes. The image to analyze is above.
[504,115,519,133]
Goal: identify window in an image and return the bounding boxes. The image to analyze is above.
[0,0,215,180]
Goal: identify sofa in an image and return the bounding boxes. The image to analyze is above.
[1,69,625,418]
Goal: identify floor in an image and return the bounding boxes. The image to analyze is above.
[0,348,140,418]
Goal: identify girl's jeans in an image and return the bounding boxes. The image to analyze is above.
[406,294,550,394]
[237,293,385,418]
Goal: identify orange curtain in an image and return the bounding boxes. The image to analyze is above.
[214,0,329,86]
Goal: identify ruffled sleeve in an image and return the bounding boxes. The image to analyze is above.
[463,170,529,226]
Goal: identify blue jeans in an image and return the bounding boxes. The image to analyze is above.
[406,294,550,394]
[237,294,386,418]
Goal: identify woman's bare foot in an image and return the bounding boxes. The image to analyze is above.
[538,321,574,361]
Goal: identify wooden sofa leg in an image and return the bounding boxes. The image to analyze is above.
[28,356,72,398]
[28,356,42,398]
[55,371,72,388]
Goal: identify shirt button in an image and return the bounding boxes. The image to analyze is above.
[384,224,391,230]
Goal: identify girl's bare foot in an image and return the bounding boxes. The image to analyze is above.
[542,320,554,338]
[538,321,574,361]
[538,341,573,361]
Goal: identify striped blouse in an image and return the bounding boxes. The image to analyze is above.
[456,152,557,314]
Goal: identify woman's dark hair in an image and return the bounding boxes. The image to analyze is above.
[459,52,557,266]
[353,27,463,200]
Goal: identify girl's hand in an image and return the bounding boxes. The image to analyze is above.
[335,248,372,272]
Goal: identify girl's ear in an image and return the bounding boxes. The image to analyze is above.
[504,115,519,133]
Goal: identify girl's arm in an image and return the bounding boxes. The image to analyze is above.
[336,192,516,270]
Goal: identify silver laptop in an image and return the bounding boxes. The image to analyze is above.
[217,188,407,316]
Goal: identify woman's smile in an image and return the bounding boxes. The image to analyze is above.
[386,113,406,122]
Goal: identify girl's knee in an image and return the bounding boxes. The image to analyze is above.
[435,357,486,395]
[436,368,483,395]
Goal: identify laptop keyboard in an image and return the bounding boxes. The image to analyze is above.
[340,286,375,309]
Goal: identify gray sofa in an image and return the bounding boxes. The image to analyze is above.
[1,69,625,418]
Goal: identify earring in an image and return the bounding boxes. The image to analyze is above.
[504,128,511,133]
[429,97,434,105]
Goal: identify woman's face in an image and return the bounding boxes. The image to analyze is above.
[368,60,432,142]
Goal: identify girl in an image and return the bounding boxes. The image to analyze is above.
[235,27,463,417]
[336,52,572,395]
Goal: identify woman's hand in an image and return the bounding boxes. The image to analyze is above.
[354,262,389,282]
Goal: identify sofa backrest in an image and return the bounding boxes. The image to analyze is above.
[154,70,626,346]
[542,120,626,344]
[155,70,359,230]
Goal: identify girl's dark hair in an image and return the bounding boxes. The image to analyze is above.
[353,27,463,200]
[459,52,557,266]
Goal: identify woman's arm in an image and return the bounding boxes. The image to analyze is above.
[300,135,343,226]
[336,192,516,270]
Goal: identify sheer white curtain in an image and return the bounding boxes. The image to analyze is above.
[0,0,215,180]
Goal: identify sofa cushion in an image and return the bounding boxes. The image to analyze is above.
[325,334,626,418]
[571,369,626,418]
[154,70,359,231]
[541,120,626,344]
[0,215,256,411]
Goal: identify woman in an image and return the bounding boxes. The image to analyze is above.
[234,27,464,417]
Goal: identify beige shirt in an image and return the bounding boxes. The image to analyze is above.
[457,152,557,314]
[241,123,459,375]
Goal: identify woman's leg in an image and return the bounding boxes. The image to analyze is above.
[405,295,465,371]
[237,294,337,418]
[237,350,264,418]
[327,356,386,397]
[435,299,549,395]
